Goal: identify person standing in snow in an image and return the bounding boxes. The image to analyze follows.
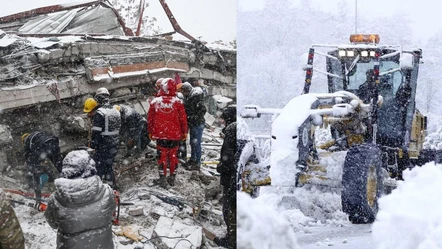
[83,97,121,189]
[44,150,116,249]
[0,188,25,249]
[21,131,63,199]
[148,78,187,188]
[116,104,149,157]
[176,83,187,161]
[181,82,207,170]
[215,105,237,249]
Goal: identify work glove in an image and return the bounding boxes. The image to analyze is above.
[149,134,155,141]
[181,133,188,141]
[127,139,134,148]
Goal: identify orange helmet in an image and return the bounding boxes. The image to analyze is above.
[176,83,183,92]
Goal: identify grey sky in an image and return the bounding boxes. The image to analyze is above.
[0,0,236,43]
[239,0,441,42]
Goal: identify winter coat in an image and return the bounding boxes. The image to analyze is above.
[184,87,206,127]
[217,122,237,188]
[0,189,25,249]
[90,103,121,156]
[119,105,145,134]
[23,131,63,172]
[44,176,116,249]
[148,79,187,141]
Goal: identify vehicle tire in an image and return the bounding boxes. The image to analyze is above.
[342,143,384,224]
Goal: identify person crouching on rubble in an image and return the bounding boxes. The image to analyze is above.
[115,104,149,158]
[21,131,63,200]
[44,150,115,249]
[215,105,237,249]
[0,188,25,249]
[148,78,187,188]
[83,97,121,189]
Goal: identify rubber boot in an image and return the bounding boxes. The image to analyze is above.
[167,174,176,186]
[159,175,167,189]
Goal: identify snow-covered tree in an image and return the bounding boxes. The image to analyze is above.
[109,0,161,36]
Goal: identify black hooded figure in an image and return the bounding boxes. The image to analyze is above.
[215,105,237,249]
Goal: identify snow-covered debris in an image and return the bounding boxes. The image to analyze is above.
[0,124,12,146]
[237,191,301,249]
[373,162,442,249]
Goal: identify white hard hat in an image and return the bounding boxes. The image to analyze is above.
[96,87,110,96]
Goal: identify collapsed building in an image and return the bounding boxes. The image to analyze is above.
[0,0,236,172]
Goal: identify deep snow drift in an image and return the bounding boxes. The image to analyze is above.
[373,162,442,249]
[237,191,300,249]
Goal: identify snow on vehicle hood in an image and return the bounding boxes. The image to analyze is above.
[373,162,442,249]
[270,94,318,185]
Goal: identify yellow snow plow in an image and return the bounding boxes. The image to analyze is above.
[241,34,436,224]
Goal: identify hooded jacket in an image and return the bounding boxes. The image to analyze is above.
[217,107,237,188]
[0,189,25,249]
[148,79,187,141]
[184,87,206,127]
[23,131,63,171]
[45,151,115,249]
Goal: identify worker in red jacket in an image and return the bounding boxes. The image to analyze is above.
[148,78,188,188]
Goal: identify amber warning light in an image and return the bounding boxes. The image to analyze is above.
[349,34,380,44]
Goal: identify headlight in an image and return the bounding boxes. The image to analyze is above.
[361,51,369,57]
[338,50,346,57]
[370,51,376,57]
[347,50,355,57]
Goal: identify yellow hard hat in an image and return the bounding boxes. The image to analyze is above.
[113,105,121,111]
[21,133,30,143]
[83,98,98,113]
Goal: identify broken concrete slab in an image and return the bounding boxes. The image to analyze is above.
[153,216,202,249]
[128,206,145,216]
[0,125,12,146]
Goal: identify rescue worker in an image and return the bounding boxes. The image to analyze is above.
[44,150,115,249]
[94,87,110,105]
[176,83,187,161]
[21,131,63,199]
[83,97,121,189]
[0,188,25,249]
[148,78,187,188]
[215,105,237,249]
[117,104,149,157]
[181,82,206,170]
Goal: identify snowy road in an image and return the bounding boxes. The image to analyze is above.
[297,224,374,249]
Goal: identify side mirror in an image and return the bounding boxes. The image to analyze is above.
[400,53,414,70]
[241,105,261,118]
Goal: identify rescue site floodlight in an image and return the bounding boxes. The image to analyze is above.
[347,50,355,57]
[370,51,376,57]
[361,51,369,57]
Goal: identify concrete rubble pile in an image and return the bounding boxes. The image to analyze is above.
[0,0,236,171]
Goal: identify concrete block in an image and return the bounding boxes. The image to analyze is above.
[128,206,144,216]
[153,216,202,249]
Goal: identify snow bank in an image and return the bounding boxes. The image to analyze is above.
[237,191,300,249]
[373,162,442,249]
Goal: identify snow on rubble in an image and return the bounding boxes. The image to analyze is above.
[373,162,442,249]
[2,125,228,249]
